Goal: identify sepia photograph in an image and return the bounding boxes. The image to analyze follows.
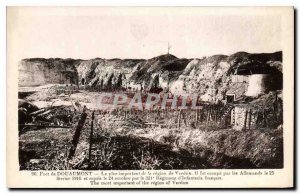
[6,6,294,188]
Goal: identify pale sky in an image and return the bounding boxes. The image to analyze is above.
[8,7,283,60]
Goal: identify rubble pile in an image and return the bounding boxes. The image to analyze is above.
[19,99,76,131]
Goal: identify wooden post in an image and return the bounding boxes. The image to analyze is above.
[265,110,269,127]
[182,110,187,126]
[88,111,95,167]
[68,109,87,160]
[244,109,248,131]
[177,109,181,128]
[212,106,217,122]
[248,108,251,130]
[209,107,213,122]
[199,108,202,123]
[263,109,266,127]
[206,106,210,124]
[195,109,198,125]
[165,108,168,118]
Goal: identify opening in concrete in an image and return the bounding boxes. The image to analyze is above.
[226,94,235,103]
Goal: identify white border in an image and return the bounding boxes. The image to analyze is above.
[1,0,299,193]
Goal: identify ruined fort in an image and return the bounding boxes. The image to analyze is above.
[18,51,283,170]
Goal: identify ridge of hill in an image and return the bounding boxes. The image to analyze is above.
[19,51,282,102]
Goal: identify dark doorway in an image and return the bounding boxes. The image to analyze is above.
[226,95,234,103]
[81,78,85,85]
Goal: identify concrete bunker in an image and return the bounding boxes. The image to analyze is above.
[226,61,283,102]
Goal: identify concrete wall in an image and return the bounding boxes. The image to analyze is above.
[231,106,257,131]
[231,75,249,83]
[246,74,271,97]
[18,60,78,87]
